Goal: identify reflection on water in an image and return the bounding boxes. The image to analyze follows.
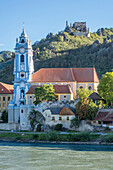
[0,142,113,170]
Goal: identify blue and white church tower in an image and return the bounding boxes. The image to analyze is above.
[8,27,36,129]
[13,26,34,106]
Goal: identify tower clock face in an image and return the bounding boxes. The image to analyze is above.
[19,47,25,53]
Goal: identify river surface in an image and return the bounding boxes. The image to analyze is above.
[0,142,113,170]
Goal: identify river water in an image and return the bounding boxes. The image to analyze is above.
[0,142,113,170]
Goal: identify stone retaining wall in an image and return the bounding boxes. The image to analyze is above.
[0,123,19,130]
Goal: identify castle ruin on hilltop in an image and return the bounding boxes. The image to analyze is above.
[65,21,90,37]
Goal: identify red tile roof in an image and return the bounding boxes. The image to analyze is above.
[26,84,72,94]
[94,112,109,121]
[103,112,113,122]
[59,107,75,115]
[32,67,99,83]
[53,85,72,94]
[0,82,13,94]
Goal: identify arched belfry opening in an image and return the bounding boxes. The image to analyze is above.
[21,89,24,98]
[21,55,24,62]
[21,39,25,43]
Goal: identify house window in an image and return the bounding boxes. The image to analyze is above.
[52,117,55,120]
[67,117,69,120]
[8,97,10,101]
[79,86,83,89]
[0,97,1,101]
[1,89,4,92]
[30,96,32,99]
[88,86,92,90]
[98,121,101,124]
[3,97,5,101]
[21,55,24,62]
[59,117,62,120]
[21,109,23,113]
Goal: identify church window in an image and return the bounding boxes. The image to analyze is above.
[3,103,6,107]
[8,97,10,101]
[21,102,24,105]
[64,95,66,99]
[21,55,24,62]
[21,74,24,78]
[88,86,92,90]
[79,86,83,89]
[3,97,5,101]
[21,39,25,43]
[59,117,62,120]
[21,109,23,113]
[52,117,55,120]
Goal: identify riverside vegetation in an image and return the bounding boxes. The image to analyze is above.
[1,28,113,84]
[1,131,113,143]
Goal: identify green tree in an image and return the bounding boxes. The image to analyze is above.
[70,118,80,129]
[77,88,93,99]
[1,110,8,123]
[76,99,98,120]
[34,84,56,105]
[98,72,113,105]
[28,109,45,131]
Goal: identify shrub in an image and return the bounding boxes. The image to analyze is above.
[71,132,90,142]
[1,110,8,123]
[102,135,113,143]
[38,134,46,141]
[45,131,58,141]
[32,134,39,140]
[54,124,63,131]
[104,126,111,132]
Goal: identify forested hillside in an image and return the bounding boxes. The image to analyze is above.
[0,28,113,84]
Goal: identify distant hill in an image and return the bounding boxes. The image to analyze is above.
[0,27,113,84]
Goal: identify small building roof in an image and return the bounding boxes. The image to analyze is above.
[89,92,101,100]
[0,82,13,94]
[103,112,113,122]
[26,84,72,94]
[32,67,99,83]
[94,112,109,121]
[45,104,75,116]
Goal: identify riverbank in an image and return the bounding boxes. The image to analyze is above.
[0,131,113,145]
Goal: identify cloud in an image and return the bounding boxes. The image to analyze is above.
[0,44,4,47]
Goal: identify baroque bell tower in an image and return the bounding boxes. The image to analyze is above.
[13,26,34,106]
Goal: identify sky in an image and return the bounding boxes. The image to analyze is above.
[0,0,113,51]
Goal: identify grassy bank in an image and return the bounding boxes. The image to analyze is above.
[0,131,100,143]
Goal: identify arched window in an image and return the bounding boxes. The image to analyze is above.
[21,39,25,43]
[88,86,92,90]
[21,55,24,62]
[79,86,83,89]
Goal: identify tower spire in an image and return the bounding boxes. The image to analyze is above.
[23,22,25,33]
